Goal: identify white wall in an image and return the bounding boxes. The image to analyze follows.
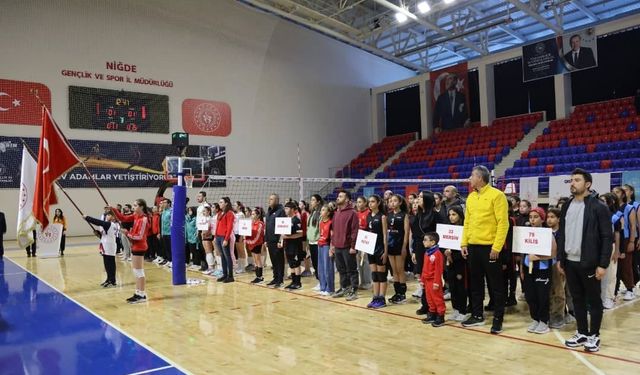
[0,0,414,240]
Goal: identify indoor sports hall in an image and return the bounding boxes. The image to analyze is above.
[2,1,640,374]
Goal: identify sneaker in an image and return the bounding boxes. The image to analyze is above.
[245,264,255,272]
[416,306,429,315]
[284,283,294,290]
[103,281,117,288]
[266,279,277,286]
[388,294,400,304]
[432,315,445,327]
[345,290,358,301]
[527,320,540,333]
[624,290,635,301]
[216,276,227,282]
[462,316,485,327]
[367,298,377,308]
[273,283,284,289]
[312,284,321,291]
[602,298,615,309]
[320,291,331,296]
[202,269,214,275]
[372,298,387,309]
[289,283,302,290]
[443,292,451,301]
[250,277,264,284]
[422,313,437,324]
[490,318,503,334]
[454,312,468,322]
[549,320,565,329]
[235,267,246,274]
[332,288,346,298]
[126,257,132,262]
[412,287,423,298]
[565,332,589,348]
[126,294,147,304]
[390,294,406,304]
[583,335,601,352]
[100,280,109,287]
[159,260,168,265]
[534,322,550,334]
[223,277,235,283]
[212,270,224,277]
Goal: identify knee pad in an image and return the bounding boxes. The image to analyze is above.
[133,268,145,278]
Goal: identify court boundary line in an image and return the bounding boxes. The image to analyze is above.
[4,257,192,375]
[231,277,640,367]
[127,365,175,375]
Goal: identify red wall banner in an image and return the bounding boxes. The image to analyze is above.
[0,79,51,126]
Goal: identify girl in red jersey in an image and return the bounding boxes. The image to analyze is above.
[317,204,335,296]
[246,207,266,283]
[216,197,235,283]
[112,199,150,304]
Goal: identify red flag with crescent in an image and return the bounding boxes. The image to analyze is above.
[33,107,80,228]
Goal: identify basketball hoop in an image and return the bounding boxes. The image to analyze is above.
[184,175,194,189]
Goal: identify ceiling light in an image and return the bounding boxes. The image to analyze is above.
[444,0,455,4]
[417,1,431,13]
[395,12,408,23]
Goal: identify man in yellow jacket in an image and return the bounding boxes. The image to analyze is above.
[460,165,509,334]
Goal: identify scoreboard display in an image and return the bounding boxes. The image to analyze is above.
[69,86,169,133]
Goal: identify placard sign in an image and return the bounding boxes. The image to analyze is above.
[355,230,377,255]
[512,227,552,256]
[36,223,64,258]
[436,224,463,250]
[238,219,252,236]
[196,216,209,231]
[275,217,292,235]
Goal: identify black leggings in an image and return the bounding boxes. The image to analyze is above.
[309,244,319,279]
[103,254,116,283]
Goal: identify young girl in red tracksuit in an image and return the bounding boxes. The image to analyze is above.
[421,232,445,327]
[246,207,266,284]
[112,198,150,304]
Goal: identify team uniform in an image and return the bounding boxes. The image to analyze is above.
[284,216,305,289]
[366,211,385,266]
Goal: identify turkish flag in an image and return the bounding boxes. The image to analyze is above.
[33,107,80,228]
[182,99,232,136]
[0,79,51,126]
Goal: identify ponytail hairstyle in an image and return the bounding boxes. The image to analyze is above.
[253,206,265,221]
[368,194,386,214]
[310,194,324,227]
[322,203,335,219]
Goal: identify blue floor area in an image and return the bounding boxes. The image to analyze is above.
[0,259,184,375]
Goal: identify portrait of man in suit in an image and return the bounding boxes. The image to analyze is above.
[564,34,596,70]
[432,73,469,133]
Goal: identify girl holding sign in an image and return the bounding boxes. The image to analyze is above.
[443,205,470,322]
[246,207,266,284]
[521,207,557,334]
[387,194,410,304]
[366,195,388,308]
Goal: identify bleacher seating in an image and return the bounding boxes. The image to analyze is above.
[335,133,415,179]
[325,112,542,200]
[504,97,638,193]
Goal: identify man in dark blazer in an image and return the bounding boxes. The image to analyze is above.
[0,211,6,259]
[433,73,469,132]
[564,34,596,70]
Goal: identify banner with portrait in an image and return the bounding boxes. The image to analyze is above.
[430,62,470,132]
[522,27,597,82]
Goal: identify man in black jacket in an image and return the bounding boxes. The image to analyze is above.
[557,168,612,353]
[265,194,286,288]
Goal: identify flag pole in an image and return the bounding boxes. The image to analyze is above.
[20,138,97,232]
[31,89,110,207]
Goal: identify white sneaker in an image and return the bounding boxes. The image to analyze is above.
[455,312,468,322]
[320,291,331,296]
[443,292,451,301]
[312,284,321,291]
[624,290,635,301]
[534,322,550,334]
[602,298,615,309]
[527,320,539,333]
[202,269,214,275]
[447,309,460,321]
[235,267,246,274]
[153,257,162,264]
[412,287,423,298]
[166,261,172,268]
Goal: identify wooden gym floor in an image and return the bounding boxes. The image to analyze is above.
[2,236,640,375]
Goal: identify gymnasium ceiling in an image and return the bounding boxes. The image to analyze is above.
[238,0,640,72]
